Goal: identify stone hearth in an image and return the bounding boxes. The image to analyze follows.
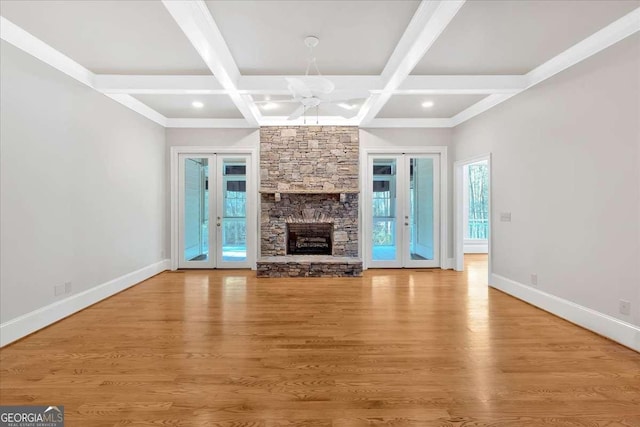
[258,126,362,277]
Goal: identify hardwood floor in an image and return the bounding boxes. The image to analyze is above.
[1,255,639,426]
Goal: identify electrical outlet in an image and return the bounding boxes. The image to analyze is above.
[500,212,512,222]
[530,274,538,286]
[54,284,65,296]
[619,300,631,316]
[64,281,72,294]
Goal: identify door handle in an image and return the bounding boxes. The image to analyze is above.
[404,222,409,226]
[217,223,221,227]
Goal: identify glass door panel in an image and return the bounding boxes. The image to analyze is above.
[217,157,249,268]
[370,157,401,267]
[405,156,439,268]
[179,156,215,268]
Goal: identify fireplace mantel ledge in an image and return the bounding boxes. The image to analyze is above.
[260,188,359,202]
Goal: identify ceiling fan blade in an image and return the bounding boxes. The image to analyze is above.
[285,77,313,98]
[324,88,370,102]
[322,102,359,119]
[302,76,335,95]
[253,99,298,104]
[287,105,306,120]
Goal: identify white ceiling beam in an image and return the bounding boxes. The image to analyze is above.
[397,75,527,94]
[259,116,360,126]
[161,0,259,126]
[451,6,640,127]
[105,94,168,126]
[166,118,253,128]
[0,16,94,87]
[238,75,383,95]
[364,118,453,128]
[93,74,526,95]
[527,7,640,87]
[94,75,224,95]
[449,94,515,126]
[357,0,466,125]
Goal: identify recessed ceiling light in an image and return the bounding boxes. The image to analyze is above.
[260,102,278,110]
[422,101,434,108]
[192,101,204,109]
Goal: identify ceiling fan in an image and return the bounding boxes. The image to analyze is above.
[254,36,370,121]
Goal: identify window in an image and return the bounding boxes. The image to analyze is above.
[466,161,489,240]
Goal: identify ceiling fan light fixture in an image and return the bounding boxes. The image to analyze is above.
[304,36,319,49]
[337,102,357,110]
[260,102,278,110]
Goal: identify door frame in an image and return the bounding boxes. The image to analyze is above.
[454,153,492,282]
[361,146,448,270]
[170,146,258,270]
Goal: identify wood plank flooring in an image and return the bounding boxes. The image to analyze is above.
[1,255,639,426]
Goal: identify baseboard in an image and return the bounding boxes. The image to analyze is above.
[464,246,488,253]
[464,240,488,254]
[0,259,170,347]
[491,273,640,352]
[444,258,455,269]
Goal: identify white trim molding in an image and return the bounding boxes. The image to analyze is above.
[464,240,488,253]
[396,75,527,95]
[95,74,225,95]
[166,118,253,128]
[364,118,453,128]
[491,274,640,352]
[0,259,170,347]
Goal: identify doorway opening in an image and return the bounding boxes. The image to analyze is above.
[454,154,491,280]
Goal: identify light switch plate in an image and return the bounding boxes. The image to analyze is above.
[500,212,512,222]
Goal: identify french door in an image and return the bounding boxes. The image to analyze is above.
[366,154,440,268]
[178,154,252,269]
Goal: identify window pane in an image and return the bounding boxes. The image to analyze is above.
[184,158,208,262]
[372,159,397,261]
[222,160,247,262]
[466,162,489,240]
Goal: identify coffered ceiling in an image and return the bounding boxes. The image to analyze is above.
[1,0,638,128]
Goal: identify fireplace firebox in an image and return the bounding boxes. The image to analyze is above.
[287,223,333,255]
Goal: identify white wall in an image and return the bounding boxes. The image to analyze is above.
[360,128,454,261]
[453,35,640,338]
[0,42,166,340]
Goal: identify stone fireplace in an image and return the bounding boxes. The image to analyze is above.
[257,126,362,277]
